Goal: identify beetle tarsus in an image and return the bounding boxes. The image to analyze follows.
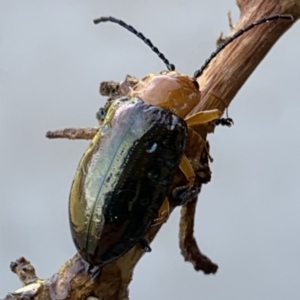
[172,185,201,206]
[214,117,234,127]
[139,238,152,252]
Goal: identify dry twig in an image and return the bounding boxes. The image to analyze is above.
[2,0,299,299]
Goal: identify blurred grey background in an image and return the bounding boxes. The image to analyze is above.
[1,1,300,299]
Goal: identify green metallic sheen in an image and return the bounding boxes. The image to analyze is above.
[69,98,187,265]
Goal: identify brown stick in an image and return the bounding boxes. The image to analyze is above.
[3,1,299,299]
[179,0,300,273]
[190,0,300,116]
[179,197,219,274]
[46,127,98,140]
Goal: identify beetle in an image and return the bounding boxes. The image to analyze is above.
[93,14,293,201]
[69,97,220,266]
[69,97,189,265]
[48,14,293,267]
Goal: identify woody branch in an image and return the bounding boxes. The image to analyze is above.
[2,0,299,300]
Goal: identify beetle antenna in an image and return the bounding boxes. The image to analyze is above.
[193,14,293,79]
[94,16,175,71]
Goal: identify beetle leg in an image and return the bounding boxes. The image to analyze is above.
[178,143,207,204]
[172,185,201,206]
[152,198,170,226]
[185,109,221,127]
[195,163,211,184]
[139,238,152,252]
[214,117,234,127]
[179,155,195,187]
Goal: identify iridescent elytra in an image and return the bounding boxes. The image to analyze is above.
[69,98,187,265]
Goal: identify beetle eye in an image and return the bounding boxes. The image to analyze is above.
[193,80,200,90]
[96,108,106,121]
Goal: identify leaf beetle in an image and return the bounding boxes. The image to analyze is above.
[94,14,293,202]
[48,14,293,268]
[69,97,190,266]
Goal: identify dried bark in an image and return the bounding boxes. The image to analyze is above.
[3,0,299,299]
